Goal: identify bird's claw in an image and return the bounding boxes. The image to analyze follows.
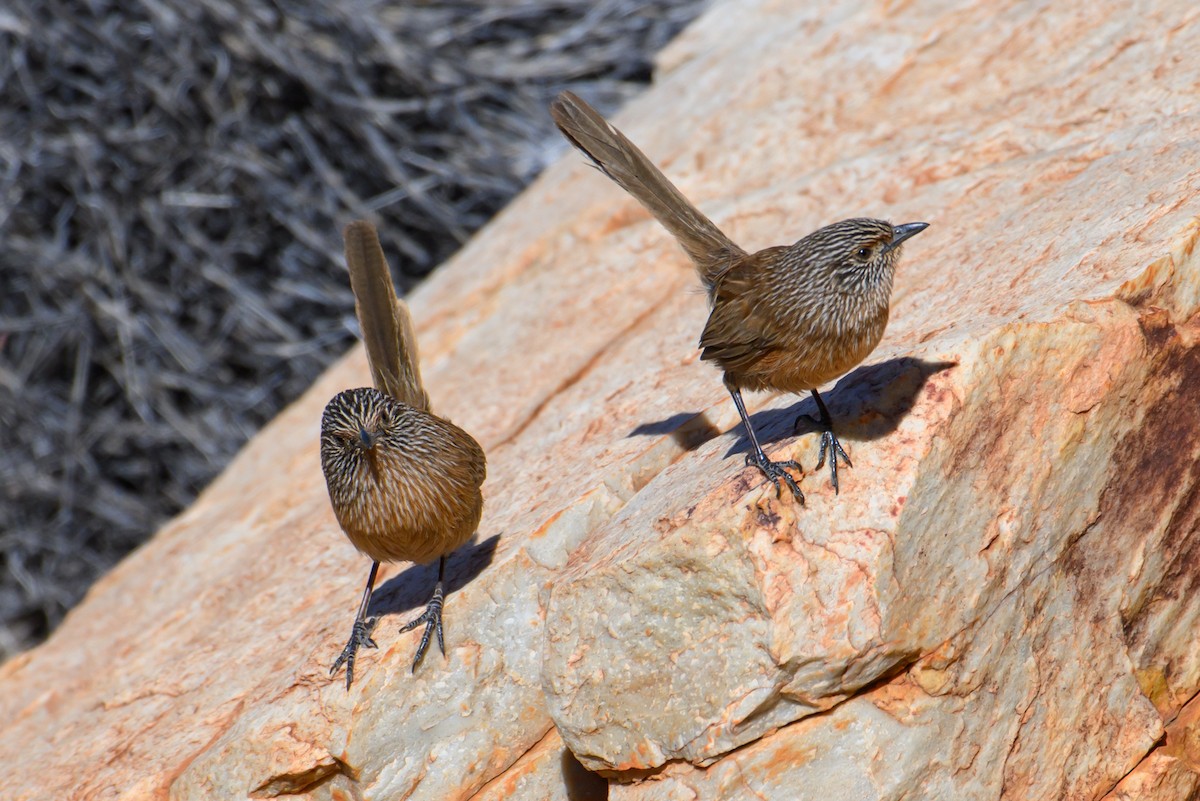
[400,584,445,673]
[746,452,805,504]
[330,616,379,690]
[815,430,852,494]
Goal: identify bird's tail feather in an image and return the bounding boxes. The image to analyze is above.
[342,221,430,411]
[550,91,744,292]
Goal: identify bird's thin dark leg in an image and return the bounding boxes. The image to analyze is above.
[810,389,852,494]
[330,560,380,690]
[728,384,804,503]
[400,555,447,673]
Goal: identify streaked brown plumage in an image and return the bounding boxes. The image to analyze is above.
[323,221,486,687]
[321,388,484,565]
[550,92,928,502]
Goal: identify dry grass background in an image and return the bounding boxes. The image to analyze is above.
[0,0,705,660]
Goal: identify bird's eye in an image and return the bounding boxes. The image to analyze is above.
[856,246,871,259]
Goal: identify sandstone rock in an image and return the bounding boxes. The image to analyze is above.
[2,0,1200,799]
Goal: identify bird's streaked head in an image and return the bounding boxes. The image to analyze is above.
[791,217,929,292]
[320,387,399,480]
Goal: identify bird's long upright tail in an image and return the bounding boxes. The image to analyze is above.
[550,91,745,293]
[342,221,430,411]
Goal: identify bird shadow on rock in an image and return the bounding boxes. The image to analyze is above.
[627,357,956,459]
[366,533,500,620]
[723,355,958,459]
[629,410,724,451]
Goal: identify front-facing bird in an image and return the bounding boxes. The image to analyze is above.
[322,221,486,688]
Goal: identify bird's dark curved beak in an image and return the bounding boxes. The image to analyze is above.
[885,221,929,253]
[358,428,376,449]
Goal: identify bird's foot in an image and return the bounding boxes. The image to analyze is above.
[399,583,445,673]
[816,429,852,494]
[745,452,805,504]
[330,615,379,690]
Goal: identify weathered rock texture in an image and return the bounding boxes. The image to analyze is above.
[3,0,1200,798]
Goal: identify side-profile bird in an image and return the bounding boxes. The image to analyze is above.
[322,221,486,687]
[550,92,928,503]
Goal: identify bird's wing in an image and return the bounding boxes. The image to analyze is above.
[698,249,789,372]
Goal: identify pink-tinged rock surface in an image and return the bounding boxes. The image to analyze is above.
[1101,693,1200,801]
[2,0,1200,799]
